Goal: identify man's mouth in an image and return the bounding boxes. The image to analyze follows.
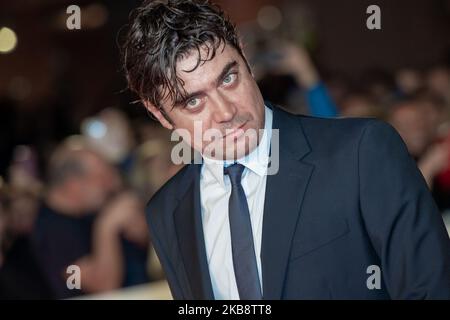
[223,121,247,138]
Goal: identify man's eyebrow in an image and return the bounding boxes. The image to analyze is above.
[216,60,238,86]
[173,60,238,106]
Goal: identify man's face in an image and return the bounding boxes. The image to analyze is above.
[156,43,265,160]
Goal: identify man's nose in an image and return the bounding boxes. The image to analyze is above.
[211,93,236,123]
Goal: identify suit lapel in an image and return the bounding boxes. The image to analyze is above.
[261,105,314,299]
[173,164,215,300]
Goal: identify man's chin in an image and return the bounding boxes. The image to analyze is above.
[202,143,256,161]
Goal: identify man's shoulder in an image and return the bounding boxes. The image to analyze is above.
[276,108,401,158]
[297,113,378,133]
[295,113,396,147]
[145,164,195,222]
[273,105,383,137]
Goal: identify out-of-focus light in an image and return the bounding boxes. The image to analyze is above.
[84,3,109,29]
[84,119,107,139]
[0,27,17,54]
[257,6,283,31]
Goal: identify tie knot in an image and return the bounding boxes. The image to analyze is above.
[224,163,245,184]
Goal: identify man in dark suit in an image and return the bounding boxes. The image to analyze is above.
[121,0,450,299]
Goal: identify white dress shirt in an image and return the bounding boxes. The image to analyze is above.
[200,106,273,300]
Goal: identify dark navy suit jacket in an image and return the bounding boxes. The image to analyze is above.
[146,104,450,299]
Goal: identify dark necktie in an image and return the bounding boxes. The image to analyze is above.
[224,163,262,300]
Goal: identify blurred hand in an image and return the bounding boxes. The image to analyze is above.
[418,142,450,187]
[8,164,42,195]
[99,191,145,233]
[122,208,149,246]
[275,43,319,88]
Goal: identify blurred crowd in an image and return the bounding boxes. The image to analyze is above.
[253,41,450,211]
[0,107,181,299]
[1,37,450,299]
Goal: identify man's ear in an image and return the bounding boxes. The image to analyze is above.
[142,100,174,130]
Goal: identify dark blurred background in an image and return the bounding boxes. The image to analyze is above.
[0,0,450,299]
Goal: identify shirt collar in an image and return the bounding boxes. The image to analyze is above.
[202,105,273,186]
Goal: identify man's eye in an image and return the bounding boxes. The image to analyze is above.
[185,98,201,109]
[222,73,237,85]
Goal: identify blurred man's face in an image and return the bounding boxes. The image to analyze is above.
[389,103,430,158]
[157,43,265,161]
[427,67,450,97]
[396,69,422,95]
[77,153,121,212]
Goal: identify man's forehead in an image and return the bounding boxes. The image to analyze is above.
[181,43,240,73]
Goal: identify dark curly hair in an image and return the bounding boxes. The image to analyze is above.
[121,0,249,111]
